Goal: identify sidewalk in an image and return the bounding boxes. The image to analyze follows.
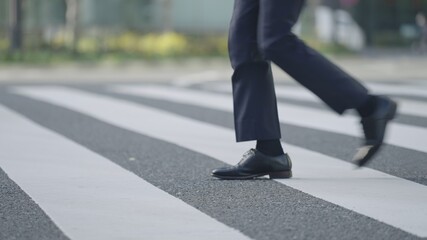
[0,55,426,84]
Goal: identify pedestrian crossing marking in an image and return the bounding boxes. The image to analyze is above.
[273,85,427,118]
[109,85,427,154]
[368,82,427,98]
[204,81,427,99]
[203,82,427,118]
[11,86,427,237]
[0,104,250,240]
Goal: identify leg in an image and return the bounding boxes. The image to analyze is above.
[211,0,292,180]
[257,0,397,167]
[258,0,369,114]
[229,0,281,142]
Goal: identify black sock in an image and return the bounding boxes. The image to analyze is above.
[256,139,284,156]
[357,95,378,118]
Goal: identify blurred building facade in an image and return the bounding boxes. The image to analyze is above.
[1,0,233,34]
[336,0,427,46]
[1,0,427,51]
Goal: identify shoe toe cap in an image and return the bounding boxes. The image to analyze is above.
[211,167,231,175]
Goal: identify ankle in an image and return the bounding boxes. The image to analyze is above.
[357,95,378,118]
[256,139,284,156]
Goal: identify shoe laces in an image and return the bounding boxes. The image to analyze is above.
[238,149,255,165]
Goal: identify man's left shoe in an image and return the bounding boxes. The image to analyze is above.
[211,149,292,180]
[353,96,397,167]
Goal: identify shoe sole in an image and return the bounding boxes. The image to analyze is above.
[211,170,292,180]
[354,101,398,167]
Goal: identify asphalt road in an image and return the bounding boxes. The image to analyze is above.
[0,80,426,240]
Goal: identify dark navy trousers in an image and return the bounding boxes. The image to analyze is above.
[229,0,370,142]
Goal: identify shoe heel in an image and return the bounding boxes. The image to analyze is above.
[269,170,292,179]
[389,102,398,120]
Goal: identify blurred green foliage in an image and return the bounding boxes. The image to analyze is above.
[0,38,9,50]
[0,34,353,65]
[0,31,229,64]
[305,38,353,55]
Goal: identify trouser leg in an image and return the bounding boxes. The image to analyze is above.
[258,0,370,114]
[229,0,281,142]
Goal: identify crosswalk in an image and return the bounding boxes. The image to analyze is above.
[109,85,427,152]
[0,105,248,240]
[1,80,426,240]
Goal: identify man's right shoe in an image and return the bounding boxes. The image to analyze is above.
[353,96,397,167]
[211,149,292,180]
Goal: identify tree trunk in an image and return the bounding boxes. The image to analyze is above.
[162,0,172,32]
[65,0,79,52]
[9,0,23,51]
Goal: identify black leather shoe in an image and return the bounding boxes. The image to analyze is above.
[211,149,292,180]
[353,96,397,167]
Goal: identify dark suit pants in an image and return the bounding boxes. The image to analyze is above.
[229,0,370,142]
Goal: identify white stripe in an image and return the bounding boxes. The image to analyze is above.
[205,83,427,118]
[12,86,427,237]
[173,71,223,87]
[274,86,427,119]
[109,85,427,153]
[0,104,249,240]
[404,80,427,87]
[276,87,427,117]
[272,82,427,99]
[367,82,427,98]
[393,99,427,118]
